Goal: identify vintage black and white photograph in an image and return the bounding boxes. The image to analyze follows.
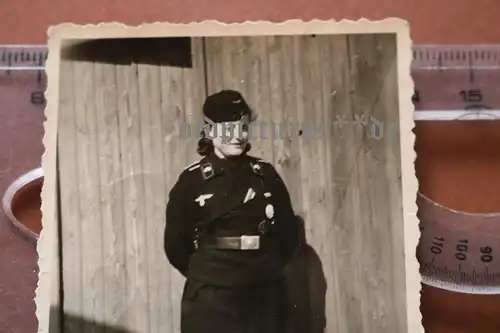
[37,20,418,333]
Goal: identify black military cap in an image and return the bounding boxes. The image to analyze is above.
[202,89,256,123]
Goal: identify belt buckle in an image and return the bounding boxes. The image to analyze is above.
[240,235,260,250]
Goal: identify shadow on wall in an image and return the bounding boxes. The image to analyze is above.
[60,37,194,67]
[49,307,134,333]
[283,215,327,333]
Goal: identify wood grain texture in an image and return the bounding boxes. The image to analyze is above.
[56,34,408,333]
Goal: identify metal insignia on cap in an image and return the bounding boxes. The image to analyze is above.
[233,99,242,103]
[265,204,274,219]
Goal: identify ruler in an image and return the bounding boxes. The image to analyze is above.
[0,45,46,192]
[1,44,500,295]
[0,45,47,127]
[412,44,500,120]
[417,193,500,294]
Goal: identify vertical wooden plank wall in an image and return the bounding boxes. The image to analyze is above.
[340,35,406,332]
[57,34,407,333]
[203,34,407,333]
[57,38,206,333]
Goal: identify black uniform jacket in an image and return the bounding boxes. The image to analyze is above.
[164,152,299,287]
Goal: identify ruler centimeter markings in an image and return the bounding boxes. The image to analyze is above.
[2,44,500,295]
[0,45,47,110]
[412,45,500,120]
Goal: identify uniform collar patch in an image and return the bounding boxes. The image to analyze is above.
[201,163,216,179]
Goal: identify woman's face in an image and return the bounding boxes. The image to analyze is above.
[207,115,250,157]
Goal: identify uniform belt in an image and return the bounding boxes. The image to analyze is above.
[198,235,262,250]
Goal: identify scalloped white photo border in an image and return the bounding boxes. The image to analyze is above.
[38,18,419,333]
